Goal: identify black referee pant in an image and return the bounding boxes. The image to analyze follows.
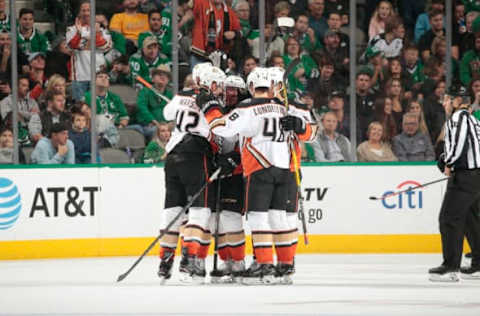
[439,169,480,269]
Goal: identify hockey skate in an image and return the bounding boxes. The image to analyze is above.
[275,263,295,285]
[230,260,246,284]
[157,251,175,285]
[179,253,206,285]
[210,259,233,284]
[460,265,480,280]
[428,265,459,282]
[241,261,276,285]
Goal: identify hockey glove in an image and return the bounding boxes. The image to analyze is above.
[216,151,241,175]
[196,89,220,113]
[280,115,305,134]
[437,153,446,173]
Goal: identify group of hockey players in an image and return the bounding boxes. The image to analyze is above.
[157,61,317,285]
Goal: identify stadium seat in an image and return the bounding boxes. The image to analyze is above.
[117,128,146,151]
[22,147,34,164]
[99,148,131,164]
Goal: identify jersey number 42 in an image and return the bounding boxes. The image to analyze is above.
[175,110,200,132]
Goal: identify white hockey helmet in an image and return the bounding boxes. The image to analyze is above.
[246,67,270,90]
[224,75,246,89]
[198,66,226,89]
[192,62,213,83]
[268,66,285,86]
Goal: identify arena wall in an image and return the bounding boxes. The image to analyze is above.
[0,163,469,259]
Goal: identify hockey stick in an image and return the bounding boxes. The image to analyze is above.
[210,178,222,277]
[136,75,172,103]
[369,177,449,201]
[281,58,309,245]
[117,168,222,283]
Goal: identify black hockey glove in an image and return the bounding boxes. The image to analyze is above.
[437,153,446,173]
[280,115,305,134]
[216,151,241,175]
[196,89,219,112]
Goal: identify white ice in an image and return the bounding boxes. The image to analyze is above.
[1,254,479,316]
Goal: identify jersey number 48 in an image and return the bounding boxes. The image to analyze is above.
[263,117,285,142]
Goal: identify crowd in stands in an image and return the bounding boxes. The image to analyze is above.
[0,0,480,165]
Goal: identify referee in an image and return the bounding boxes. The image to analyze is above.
[429,87,480,282]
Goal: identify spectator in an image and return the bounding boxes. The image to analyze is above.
[0,75,41,144]
[423,79,446,143]
[368,0,394,41]
[374,96,397,143]
[0,127,26,164]
[418,9,459,61]
[460,33,480,86]
[68,110,92,164]
[34,91,72,138]
[133,67,173,139]
[454,1,466,37]
[384,57,413,97]
[311,111,353,162]
[190,0,241,68]
[109,56,132,85]
[317,29,348,81]
[402,44,425,88]
[385,78,406,133]
[0,0,9,32]
[392,112,435,161]
[27,52,47,101]
[292,13,321,53]
[31,122,75,164]
[274,1,291,18]
[431,36,459,81]
[17,8,50,55]
[250,21,284,61]
[420,56,444,96]
[241,55,257,80]
[129,36,170,89]
[326,90,352,138]
[138,9,167,56]
[308,55,339,112]
[84,70,129,128]
[406,98,430,138]
[45,35,72,80]
[326,11,349,50]
[368,15,405,59]
[96,11,127,68]
[308,0,329,41]
[110,0,149,46]
[357,121,398,162]
[324,0,349,26]
[67,0,112,101]
[142,121,171,163]
[364,46,386,94]
[38,74,69,110]
[0,31,29,83]
[469,77,480,114]
[235,0,258,42]
[353,67,377,142]
[414,0,444,43]
[459,10,479,58]
[283,36,318,95]
[268,52,285,69]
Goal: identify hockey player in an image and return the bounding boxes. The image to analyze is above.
[209,67,310,284]
[157,64,224,284]
[269,66,317,283]
[208,75,247,283]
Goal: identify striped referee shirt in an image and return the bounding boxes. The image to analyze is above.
[444,109,480,170]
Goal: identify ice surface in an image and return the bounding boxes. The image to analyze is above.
[1,254,479,316]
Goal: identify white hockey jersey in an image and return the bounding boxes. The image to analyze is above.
[163,91,212,153]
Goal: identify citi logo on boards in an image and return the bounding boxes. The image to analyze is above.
[382,180,423,210]
[0,177,22,230]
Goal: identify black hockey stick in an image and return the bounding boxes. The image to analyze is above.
[117,168,222,283]
[369,177,449,201]
[210,178,222,277]
[281,57,309,245]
